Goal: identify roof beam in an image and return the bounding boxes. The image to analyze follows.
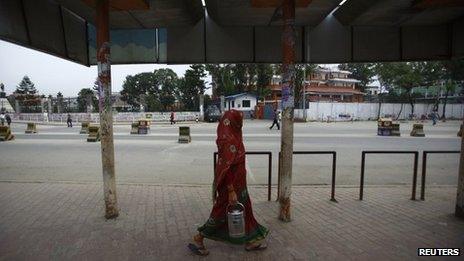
[333,0,383,25]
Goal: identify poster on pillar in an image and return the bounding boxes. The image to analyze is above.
[281,83,294,109]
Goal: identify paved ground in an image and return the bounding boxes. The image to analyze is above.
[0,182,462,260]
[0,120,461,186]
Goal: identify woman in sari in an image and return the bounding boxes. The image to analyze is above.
[188,110,269,256]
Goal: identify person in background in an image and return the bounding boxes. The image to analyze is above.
[170,111,176,125]
[67,114,73,128]
[5,112,11,127]
[269,109,280,130]
[0,111,5,126]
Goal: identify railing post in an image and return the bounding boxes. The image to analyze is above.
[411,152,419,200]
[359,152,365,200]
[268,152,272,201]
[331,152,337,202]
[421,152,427,200]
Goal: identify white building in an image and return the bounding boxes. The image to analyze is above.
[224,93,257,113]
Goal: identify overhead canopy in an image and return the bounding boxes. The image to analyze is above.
[0,0,463,65]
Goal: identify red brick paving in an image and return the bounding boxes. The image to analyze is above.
[0,182,463,260]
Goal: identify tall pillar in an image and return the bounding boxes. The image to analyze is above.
[15,100,20,114]
[47,98,52,121]
[279,0,295,222]
[96,0,118,219]
[199,94,204,121]
[220,95,225,113]
[456,118,464,218]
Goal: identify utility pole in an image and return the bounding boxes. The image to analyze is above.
[96,0,119,219]
[303,67,307,121]
[456,118,464,218]
[279,0,295,222]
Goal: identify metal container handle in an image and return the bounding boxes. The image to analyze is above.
[227,202,245,212]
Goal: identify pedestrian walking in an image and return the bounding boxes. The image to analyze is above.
[269,109,280,130]
[5,113,11,127]
[67,114,73,127]
[188,110,269,256]
[0,112,5,126]
[431,110,438,126]
[170,111,176,125]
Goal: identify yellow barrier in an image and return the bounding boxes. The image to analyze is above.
[87,125,101,142]
[130,122,139,134]
[80,122,90,134]
[0,126,14,141]
[178,126,191,143]
[410,123,425,137]
[25,122,37,134]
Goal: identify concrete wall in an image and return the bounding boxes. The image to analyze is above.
[295,102,464,121]
[12,112,201,123]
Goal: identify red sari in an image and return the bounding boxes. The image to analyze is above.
[198,110,269,244]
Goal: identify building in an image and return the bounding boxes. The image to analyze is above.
[269,66,364,103]
[224,93,257,116]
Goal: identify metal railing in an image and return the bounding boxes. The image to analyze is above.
[360,151,419,200]
[420,150,460,200]
[214,151,272,201]
[278,151,337,202]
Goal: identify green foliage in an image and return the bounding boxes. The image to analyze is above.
[14,76,40,111]
[77,88,98,112]
[255,64,274,100]
[177,65,207,111]
[338,63,375,91]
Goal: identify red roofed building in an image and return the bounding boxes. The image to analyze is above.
[268,66,364,103]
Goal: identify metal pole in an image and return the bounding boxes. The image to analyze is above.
[96,0,118,219]
[421,152,427,200]
[268,153,272,201]
[359,152,365,200]
[303,67,307,121]
[279,0,296,222]
[331,152,337,202]
[456,118,464,218]
[411,152,418,200]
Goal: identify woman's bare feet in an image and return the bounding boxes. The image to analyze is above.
[245,241,268,251]
[188,234,209,256]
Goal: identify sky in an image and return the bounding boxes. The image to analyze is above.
[0,40,192,97]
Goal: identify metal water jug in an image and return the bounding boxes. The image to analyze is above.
[227,203,245,238]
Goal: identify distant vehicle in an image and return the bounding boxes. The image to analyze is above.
[204,105,221,122]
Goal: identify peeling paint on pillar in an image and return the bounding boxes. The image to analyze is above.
[96,0,118,219]
[279,0,295,222]
[456,118,464,218]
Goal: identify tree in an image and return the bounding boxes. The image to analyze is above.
[14,76,40,112]
[255,64,274,101]
[374,62,425,118]
[120,72,156,111]
[338,63,375,92]
[177,65,207,110]
[153,69,178,111]
[440,59,464,119]
[77,88,98,112]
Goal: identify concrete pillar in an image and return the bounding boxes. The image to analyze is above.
[279,0,295,222]
[96,0,119,219]
[220,95,225,113]
[199,94,204,121]
[456,118,464,218]
[41,99,45,113]
[15,100,20,114]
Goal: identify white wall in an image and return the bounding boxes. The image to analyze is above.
[295,102,464,121]
[226,94,257,111]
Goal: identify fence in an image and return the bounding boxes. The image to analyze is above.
[294,102,464,122]
[360,151,419,201]
[214,151,272,201]
[278,151,338,202]
[420,151,460,200]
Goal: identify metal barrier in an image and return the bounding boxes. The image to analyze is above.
[214,151,272,201]
[277,151,337,202]
[360,151,419,201]
[420,150,460,200]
